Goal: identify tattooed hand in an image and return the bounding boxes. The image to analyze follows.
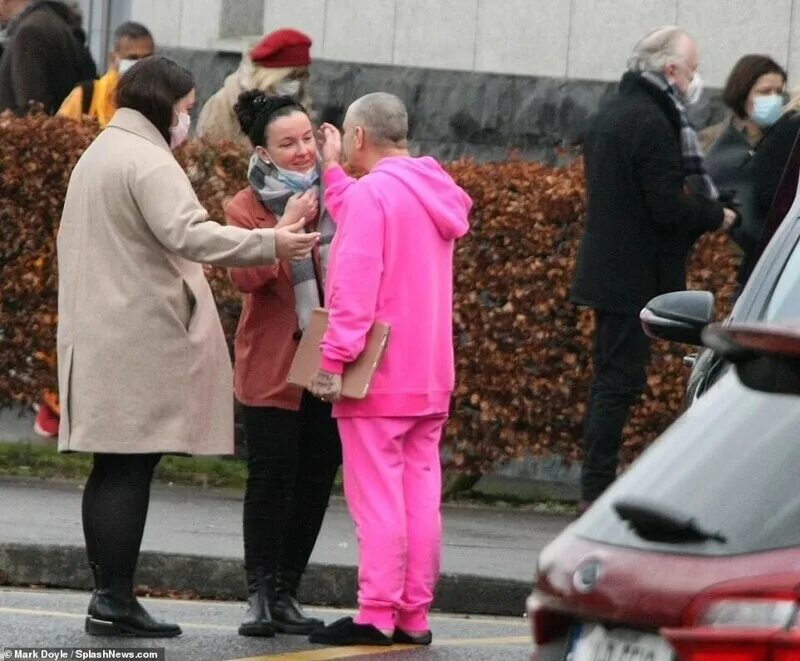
[309,369,343,402]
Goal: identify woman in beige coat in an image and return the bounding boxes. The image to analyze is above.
[57,56,319,639]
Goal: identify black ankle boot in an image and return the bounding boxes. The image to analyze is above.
[270,569,323,635]
[86,570,181,638]
[87,562,99,614]
[238,568,276,637]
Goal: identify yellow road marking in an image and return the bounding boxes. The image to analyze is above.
[1,601,530,657]
[231,646,415,661]
[230,636,531,660]
[0,606,234,631]
[1,590,525,626]
[0,607,85,620]
[439,636,530,646]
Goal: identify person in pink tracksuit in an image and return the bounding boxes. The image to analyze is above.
[308,92,471,647]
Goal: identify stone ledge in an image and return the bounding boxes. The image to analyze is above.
[0,543,532,617]
[158,46,726,163]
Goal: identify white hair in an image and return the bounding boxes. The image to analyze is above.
[627,26,691,74]
[346,92,408,146]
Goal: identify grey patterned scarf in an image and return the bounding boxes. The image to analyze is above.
[642,71,719,200]
[247,153,336,330]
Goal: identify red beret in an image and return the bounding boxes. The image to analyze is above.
[250,28,312,68]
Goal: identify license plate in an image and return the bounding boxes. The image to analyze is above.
[566,623,674,661]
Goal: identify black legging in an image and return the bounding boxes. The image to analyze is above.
[82,453,162,580]
[242,391,341,587]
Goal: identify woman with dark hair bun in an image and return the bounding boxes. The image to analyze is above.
[57,58,319,638]
[226,91,341,638]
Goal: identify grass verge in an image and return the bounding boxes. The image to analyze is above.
[0,440,249,489]
[0,441,574,512]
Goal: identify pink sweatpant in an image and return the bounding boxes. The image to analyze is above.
[337,415,447,632]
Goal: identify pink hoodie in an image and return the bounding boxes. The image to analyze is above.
[320,157,472,418]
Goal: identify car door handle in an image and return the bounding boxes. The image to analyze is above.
[683,353,698,368]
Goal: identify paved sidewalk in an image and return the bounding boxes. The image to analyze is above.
[0,477,571,616]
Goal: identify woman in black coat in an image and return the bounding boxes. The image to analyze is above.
[706,55,789,287]
[751,107,800,251]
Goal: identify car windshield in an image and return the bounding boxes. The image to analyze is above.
[763,232,800,321]
[573,367,800,556]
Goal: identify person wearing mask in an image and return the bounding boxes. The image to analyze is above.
[705,55,786,287]
[59,21,154,126]
[308,93,471,646]
[57,56,319,638]
[226,91,341,638]
[0,0,96,114]
[197,28,314,146]
[571,27,737,512]
[746,92,800,275]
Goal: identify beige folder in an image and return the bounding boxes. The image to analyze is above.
[287,308,390,400]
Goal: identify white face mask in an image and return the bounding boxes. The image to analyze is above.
[684,72,703,106]
[170,112,191,149]
[118,59,137,75]
[273,80,302,97]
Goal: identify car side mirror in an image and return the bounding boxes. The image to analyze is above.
[639,291,715,346]
[702,322,800,395]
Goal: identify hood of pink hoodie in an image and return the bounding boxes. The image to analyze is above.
[372,156,472,240]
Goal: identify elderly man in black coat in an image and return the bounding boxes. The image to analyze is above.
[572,26,737,509]
[0,0,95,115]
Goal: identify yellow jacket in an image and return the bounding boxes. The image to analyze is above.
[58,69,119,127]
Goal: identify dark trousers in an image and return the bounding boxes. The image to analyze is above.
[242,391,342,591]
[82,453,162,580]
[580,311,651,502]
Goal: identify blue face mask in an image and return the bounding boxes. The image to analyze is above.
[273,164,319,192]
[751,94,784,128]
[260,149,319,192]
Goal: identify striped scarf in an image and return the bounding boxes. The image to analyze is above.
[642,71,719,200]
[247,154,336,330]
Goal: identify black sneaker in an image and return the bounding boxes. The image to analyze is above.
[308,617,392,646]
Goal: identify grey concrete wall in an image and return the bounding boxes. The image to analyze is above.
[122,0,787,160]
[161,46,725,163]
[133,0,800,88]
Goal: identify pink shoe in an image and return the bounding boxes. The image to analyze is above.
[33,401,60,438]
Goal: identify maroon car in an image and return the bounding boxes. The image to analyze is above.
[528,197,800,660]
[528,334,800,661]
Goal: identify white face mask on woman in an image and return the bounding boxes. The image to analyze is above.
[170,112,191,149]
[273,79,302,97]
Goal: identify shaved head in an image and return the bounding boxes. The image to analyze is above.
[345,92,408,147]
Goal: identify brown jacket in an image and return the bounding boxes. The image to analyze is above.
[57,109,277,455]
[227,187,322,410]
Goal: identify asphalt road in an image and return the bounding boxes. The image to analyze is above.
[1,588,533,661]
[2,478,569,582]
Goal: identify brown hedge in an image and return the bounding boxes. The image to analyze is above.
[0,112,739,472]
